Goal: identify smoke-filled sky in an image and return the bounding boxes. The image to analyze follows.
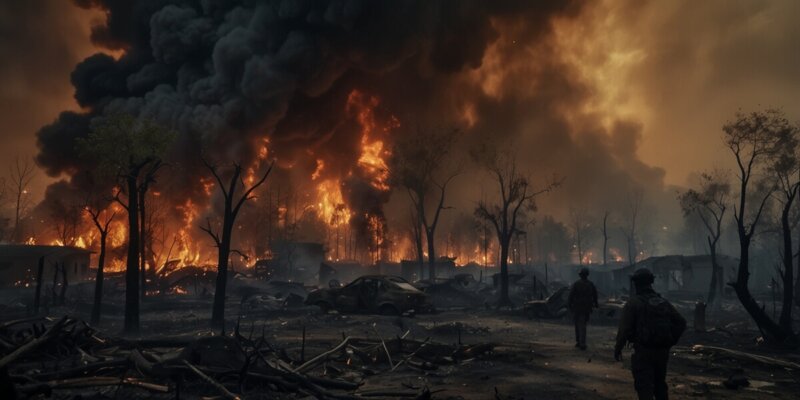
[1,0,799,231]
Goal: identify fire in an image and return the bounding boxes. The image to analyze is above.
[316,180,351,226]
[246,137,272,187]
[346,90,398,192]
[358,140,391,191]
[74,236,88,249]
[311,159,325,181]
[609,248,624,263]
[173,199,203,268]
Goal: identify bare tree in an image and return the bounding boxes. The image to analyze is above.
[408,205,425,280]
[679,170,730,311]
[724,108,797,343]
[390,126,459,280]
[601,210,610,266]
[621,188,643,266]
[473,146,560,306]
[136,162,165,299]
[83,185,117,326]
[201,156,274,329]
[569,207,591,265]
[77,113,174,334]
[8,157,36,243]
[769,125,800,332]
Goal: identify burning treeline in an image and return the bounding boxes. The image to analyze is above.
[29,1,678,278]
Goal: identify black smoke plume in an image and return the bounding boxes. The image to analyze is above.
[35,0,670,261]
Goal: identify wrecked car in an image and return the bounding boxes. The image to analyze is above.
[306,275,434,315]
[421,274,491,310]
[523,286,569,319]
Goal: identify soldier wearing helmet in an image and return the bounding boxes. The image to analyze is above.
[615,268,687,400]
[567,267,598,350]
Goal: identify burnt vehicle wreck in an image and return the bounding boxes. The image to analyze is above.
[523,286,570,319]
[306,275,434,315]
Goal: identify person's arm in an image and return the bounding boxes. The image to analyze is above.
[614,301,635,360]
[592,283,599,308]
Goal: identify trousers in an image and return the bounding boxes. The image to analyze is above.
[631,347,670,400]
[573,312,589,347]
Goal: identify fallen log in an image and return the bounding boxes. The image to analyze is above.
[257,352,361,400]
[33,359,129,380]
[371,326,394,368]
[306,375,363,391]
[293,336,351,374]
[391,338,431,372]
[0,316,68,369]
[19,376,169,393]
[183,360,242,400]
[691,345,800,370]
[356,389,420,397]
[0,316,45,331]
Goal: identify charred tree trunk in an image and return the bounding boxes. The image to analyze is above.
[413,219,424,281]
[426,229,436,281]
[602,212,609,267]
[707,237,720,311]
[204,159,272,330]
[211,196,235,329]
[139,189,147,298]
[779,198,795,331]
[796,223,800,307]
[124,175,141,335]
[730,235,795,343]
[498,235,511,307]
[627,236,636,267]
[91,230,108,325]
[33,256,44,314]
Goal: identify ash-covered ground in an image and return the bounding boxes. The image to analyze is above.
[1,288,797,400]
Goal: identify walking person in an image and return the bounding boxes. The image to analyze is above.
[614,268,687,400]
[568,267,598,350]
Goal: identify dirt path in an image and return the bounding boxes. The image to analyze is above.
[286,310,798,399]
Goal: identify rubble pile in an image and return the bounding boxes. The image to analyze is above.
[0,316,499,399]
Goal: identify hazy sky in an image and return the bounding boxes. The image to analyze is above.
[0,0,101,199]
[1,0,798,202]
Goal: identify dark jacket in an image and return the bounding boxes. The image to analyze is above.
[614,288,687,352]
[568,278,598,314]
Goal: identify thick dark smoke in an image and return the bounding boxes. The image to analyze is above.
[35,0,673,259]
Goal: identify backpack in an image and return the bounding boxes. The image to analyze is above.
[636,294,675,348]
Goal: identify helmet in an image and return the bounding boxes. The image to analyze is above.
[631,268,655,285]
[579,267,590,277]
